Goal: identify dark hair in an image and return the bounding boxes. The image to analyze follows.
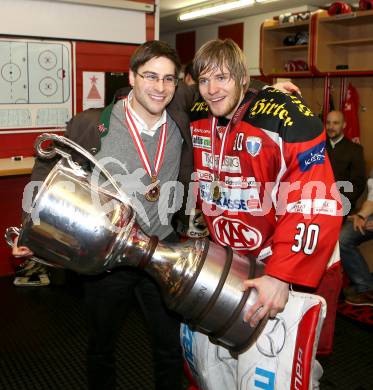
[130,40,181,76]
[184,61,195,81]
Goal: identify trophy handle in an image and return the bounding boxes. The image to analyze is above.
[4,226,20,248]
[34,133,132,206]
[4,227,61,269]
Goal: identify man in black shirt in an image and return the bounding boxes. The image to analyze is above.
[326,110,366,214]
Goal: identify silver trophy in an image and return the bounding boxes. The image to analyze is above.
[5,133,266,353]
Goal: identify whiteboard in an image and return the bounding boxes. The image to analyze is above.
[0,38,73,129]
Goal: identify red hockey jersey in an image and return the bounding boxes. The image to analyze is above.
[190,88,342,288]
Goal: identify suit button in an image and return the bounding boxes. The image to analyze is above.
[90,148,98,154]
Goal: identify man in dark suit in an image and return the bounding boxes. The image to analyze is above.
[325,110,366,214]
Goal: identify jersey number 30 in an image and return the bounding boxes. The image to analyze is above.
[291,223,320,255]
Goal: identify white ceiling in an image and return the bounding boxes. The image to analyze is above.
[159,0,333,33]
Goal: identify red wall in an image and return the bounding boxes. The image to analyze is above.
[176,31,196,64]
[1,133,53,159]
[0,176,30,275]
[75,42,137,112]
[218,23,244,49]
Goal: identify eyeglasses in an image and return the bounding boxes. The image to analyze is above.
[198,73,231,87]
[136,72,178,86]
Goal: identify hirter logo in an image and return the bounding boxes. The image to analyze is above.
[212,217,262,250]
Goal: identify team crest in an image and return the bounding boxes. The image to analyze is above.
[212,217,262,250]
[245,136,262,157]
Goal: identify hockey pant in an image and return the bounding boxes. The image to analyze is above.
[181,291,326,390]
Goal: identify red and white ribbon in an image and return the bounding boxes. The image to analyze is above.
[124,98,167,179]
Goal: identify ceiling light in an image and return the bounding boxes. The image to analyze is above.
[178,0,255,21]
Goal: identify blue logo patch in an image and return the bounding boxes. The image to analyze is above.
[297,141,325,172]
[246,136,262,157]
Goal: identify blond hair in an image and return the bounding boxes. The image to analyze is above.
[193,39,249,89]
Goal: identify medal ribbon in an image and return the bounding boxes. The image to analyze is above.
[209,96,254,181]
[124,98,167,180]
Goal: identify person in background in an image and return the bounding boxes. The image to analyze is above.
[340,170,373,306]
[326,110,366,214]
[183,61,196,86]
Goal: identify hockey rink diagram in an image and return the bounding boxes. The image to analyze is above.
[0,40,72,129]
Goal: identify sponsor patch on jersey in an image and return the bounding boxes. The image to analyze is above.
[192,135,211,149]
[249,96,294,127]
[224,176,257,189]
[257,246,273,261]
[191,127,210,135]
[197,169,214,181]
[313,199,337,216]
[212,216,262,250]
[199,181,262,212]
[286,198,337,216]
[297,141,325,172]
[286,199,312,215]
[246,136,262,157]
[201,151,241,173]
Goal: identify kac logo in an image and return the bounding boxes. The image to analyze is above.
[297,141,325,172]
[212,217,262,250]
[246,136,262,157]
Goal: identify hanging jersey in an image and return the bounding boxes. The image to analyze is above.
[190,88,342,288]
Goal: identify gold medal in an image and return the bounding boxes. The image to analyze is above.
[145,175,160,202]
[211,182,221,201]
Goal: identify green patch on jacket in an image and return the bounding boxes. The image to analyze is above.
[97,101,114,137]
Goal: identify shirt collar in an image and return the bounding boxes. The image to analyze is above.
[329,134,344,148]
[126,90,167,137]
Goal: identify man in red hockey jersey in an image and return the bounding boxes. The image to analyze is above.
[181,38,343,390]
[189,39,342,328]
